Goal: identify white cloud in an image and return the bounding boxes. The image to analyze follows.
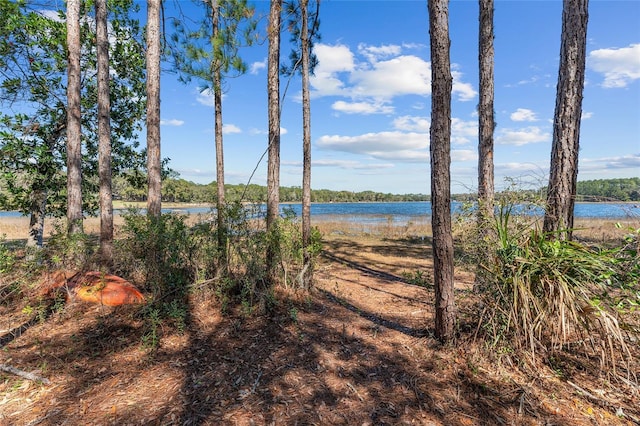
[316,159,394,170]
[250,59,267,75]
[160,118,184,126]
[332,100,394,115]
[581,153,640,170]
[496,127,551,146]
[581,111,593,119]
[370,150,429,162]
[357,43,402,63]
[588,43,640,88]
[452,70,477,101]
[391,116,476,145]
[393,116,430,132]
[401,42,425,50]
[223,124,241,134]
[317,131,428,162]
[350,55,431,98]
[510,108,538,122]
[311,44,356,96]
[310,43,476,107]
[451,118,478,145]
[318,131,427,152]
[314,43,357,73]
[452,149,477,162]
[196,88,215,107]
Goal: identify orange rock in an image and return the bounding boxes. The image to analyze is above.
[42,270,145,306]
[72,272,145,306]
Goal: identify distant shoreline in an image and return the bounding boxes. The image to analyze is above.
[2,199,638,215]
[1,205,638,243]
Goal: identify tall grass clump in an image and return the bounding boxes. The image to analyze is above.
[0,235,21,305]
[479,200,637,373]
[454,178,544,273]
[614,222,640,288]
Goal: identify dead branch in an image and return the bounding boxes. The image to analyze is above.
[0,363,50,385]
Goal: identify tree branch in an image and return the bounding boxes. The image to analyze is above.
[0,363,50,385]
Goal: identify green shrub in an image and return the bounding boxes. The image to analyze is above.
[114,203,324,345]
[0,235,15,274]
[115,211,194,348]
[115,210,194,294]
[42,222,94,270]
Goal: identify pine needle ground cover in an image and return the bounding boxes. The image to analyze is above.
[0,215,638,425]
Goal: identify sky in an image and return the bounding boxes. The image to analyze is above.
[156,0,640,195]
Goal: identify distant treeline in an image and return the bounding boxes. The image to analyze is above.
[453,177,640,203]
[113,176,429,203]
[112,176,640,204]
[575,178,640,202]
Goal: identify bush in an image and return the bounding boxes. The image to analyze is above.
[113,203,324,345]
[114,211,194,347]
[42,221,95,270]
[0,235,15,274]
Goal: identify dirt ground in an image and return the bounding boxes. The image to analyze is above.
[0,218,639,425]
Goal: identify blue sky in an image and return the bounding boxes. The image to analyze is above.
[157,0,640,195]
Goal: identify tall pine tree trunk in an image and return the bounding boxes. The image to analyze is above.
[543,0,589,240]
[301,0,312,290]
[475,0,495,290]
[66,0,83,235]
[146,0,162,218]
[428,0,456,343]
[96,0,113,265]
[266,0,282,286]
[477,0,495,232]
[212,0,228,271]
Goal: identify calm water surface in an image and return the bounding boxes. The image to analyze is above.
[1,202,638,224]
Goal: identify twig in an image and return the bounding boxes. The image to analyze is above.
[251,370,262,394]
[0,363,50,385]
[346,382,364,401]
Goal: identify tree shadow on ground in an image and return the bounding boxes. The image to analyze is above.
[316,287,428,338]
[0,286,609,425]
[2,251,627,425]
[169,289,567,426]
[0,299,58,348]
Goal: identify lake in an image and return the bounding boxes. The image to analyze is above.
[282,202,640,223]
[2,201,637,224]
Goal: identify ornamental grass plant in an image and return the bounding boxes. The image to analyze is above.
[477,200,639,375]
